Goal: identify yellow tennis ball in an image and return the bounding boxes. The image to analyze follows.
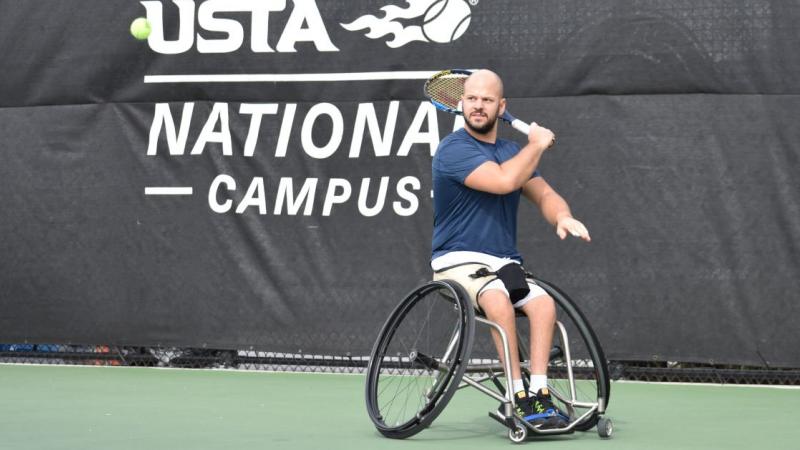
[130,17,151,41]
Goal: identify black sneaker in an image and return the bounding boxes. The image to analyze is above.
[527,388,570,429]
[496,391,534,418]
[513,391,536,418]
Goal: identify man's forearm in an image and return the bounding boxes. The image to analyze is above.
[499,123,554,192]
[539,191,572,226]
[463,124,554,195]
[500,145,544,190]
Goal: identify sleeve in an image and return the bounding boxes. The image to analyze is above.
[433,137,490,184]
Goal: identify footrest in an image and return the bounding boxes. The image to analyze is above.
[490,410,576,436]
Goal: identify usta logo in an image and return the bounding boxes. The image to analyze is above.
[140,0,339,54]
[139,0,474,54]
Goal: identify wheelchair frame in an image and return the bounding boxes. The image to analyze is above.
[365,277,613,443]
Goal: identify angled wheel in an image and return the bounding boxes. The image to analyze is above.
[508,418,528,443]
[597,417,613,438]
[365,280,475,439]
[531,277,611,432]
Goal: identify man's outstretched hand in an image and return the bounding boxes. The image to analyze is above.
[556,217,591,242]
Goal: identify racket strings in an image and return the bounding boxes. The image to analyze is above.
[425,74,467,111]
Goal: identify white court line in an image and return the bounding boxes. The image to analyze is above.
[144,71,439,83]
[144,187,193,196]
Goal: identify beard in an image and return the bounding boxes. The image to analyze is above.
[463,110,498,135]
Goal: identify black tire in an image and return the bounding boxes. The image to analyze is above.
[531,277,611,432]
[365,280,475,439]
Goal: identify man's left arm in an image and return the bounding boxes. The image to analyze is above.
[522,177,591,242]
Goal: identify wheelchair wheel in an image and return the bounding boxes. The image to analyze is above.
[365,280,475,439]
[531,277,611,432]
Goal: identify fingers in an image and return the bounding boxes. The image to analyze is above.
[528,123,555,150]
[569,221,591,242]
[556,219,591,242]
[575,226,591,242]
[546,132,556,149]
[526,123,540,143]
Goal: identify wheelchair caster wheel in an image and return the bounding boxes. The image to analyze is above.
[508,419,528,443]
[597,417,613,438]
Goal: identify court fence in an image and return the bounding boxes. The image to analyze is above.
[2,344,798,385]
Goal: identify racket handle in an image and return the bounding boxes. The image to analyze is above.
[510,119,532,136]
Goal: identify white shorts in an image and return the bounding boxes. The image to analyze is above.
[431,251,548,310]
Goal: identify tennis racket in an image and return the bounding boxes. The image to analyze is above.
[423,69,534,136]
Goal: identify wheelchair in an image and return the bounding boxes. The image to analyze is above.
[364,276,613,443]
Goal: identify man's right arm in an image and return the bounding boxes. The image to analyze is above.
[463,125,555,194]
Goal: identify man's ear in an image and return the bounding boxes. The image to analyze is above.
[499,98,507,115]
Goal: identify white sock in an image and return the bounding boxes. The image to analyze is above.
[529,374,548,394]
[511,378,525,395]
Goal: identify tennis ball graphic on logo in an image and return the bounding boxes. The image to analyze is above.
[422,0,472,43]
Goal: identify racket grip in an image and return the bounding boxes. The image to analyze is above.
[511,119,532,135]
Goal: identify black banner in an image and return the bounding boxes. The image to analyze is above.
[0,0,798,367]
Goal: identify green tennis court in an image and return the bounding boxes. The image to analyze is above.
[2,364,798,449]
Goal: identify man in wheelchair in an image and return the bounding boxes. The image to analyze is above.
[431,69,591,429]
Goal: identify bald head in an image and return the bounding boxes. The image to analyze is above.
[464,69,504,98]
[461,69,506,138]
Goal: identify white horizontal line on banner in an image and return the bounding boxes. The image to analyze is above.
[144,71,439,83]
[145,187,193,196]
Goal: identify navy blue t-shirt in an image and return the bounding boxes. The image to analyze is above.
[431,128,540,261]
